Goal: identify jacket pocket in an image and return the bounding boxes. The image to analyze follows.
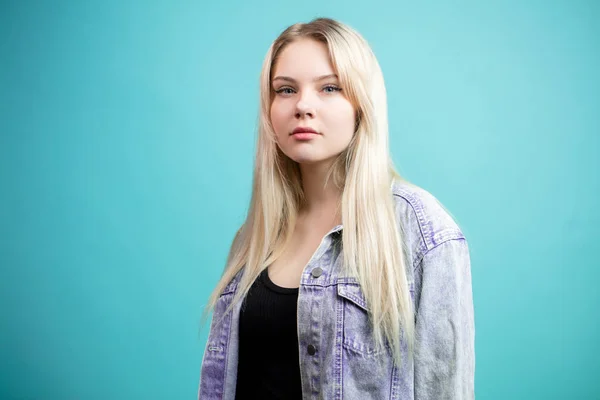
[336,280,415,357]
[337,282,389,357]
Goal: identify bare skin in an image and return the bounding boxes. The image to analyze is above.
[267,203,341,288]
[267,39,354,288]
[266,38,354,288]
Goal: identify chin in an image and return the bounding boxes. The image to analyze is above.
[291,154,333,166]
[283,147,343,165]
[290,156,319,164]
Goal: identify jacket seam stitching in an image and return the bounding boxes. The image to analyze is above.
[221,305,233,399]
[393,192,429,247]
[413,236,466,270]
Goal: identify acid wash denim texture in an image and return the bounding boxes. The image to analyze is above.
[198,179,475,400]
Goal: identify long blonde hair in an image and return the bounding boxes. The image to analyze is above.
[204,17,414,366]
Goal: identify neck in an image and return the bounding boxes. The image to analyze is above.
[298,161,343,220]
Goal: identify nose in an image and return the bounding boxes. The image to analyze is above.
[295,92,316,119]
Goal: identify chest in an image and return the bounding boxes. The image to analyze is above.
[199,253,409,400]
[267,226,331,288]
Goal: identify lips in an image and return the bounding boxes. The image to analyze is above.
[292,127,318,135]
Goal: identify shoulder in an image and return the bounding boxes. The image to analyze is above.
[390,178,466,269]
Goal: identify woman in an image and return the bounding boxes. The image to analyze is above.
[198,18,475,400]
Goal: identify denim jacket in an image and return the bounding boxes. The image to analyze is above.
[198,180,475,399]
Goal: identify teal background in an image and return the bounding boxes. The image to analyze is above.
[1,0,598,399]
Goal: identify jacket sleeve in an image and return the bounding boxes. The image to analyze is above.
[413,238,475,399]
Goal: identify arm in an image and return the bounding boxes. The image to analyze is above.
[414,238,475,399]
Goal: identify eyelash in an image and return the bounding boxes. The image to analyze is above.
[274,85,342,95]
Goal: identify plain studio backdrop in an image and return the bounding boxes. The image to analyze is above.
[1,1,598,399]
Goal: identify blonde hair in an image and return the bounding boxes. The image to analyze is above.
[204,17,414,366]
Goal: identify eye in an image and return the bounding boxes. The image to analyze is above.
[274,87,295,95]
[323,85,342,93]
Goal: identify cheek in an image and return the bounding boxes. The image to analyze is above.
[330,101,356,138]
[270,102,287,136]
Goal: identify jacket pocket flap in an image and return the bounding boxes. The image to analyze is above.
[337,283,369,312]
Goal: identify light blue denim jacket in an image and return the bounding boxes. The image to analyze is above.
[198,180,475,399]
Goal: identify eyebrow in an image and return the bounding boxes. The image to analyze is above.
[272,74,339,84]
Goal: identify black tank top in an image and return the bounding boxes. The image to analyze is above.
[235,268,302,400]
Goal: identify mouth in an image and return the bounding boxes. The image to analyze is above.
[291,132,318,140]
[291,127,319,135]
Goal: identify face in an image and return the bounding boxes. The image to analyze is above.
[270,39,355,167]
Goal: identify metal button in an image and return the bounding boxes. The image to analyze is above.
[311,267,323,278]
[307,344,317,355]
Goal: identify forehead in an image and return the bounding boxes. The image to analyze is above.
[272,39,336,79]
